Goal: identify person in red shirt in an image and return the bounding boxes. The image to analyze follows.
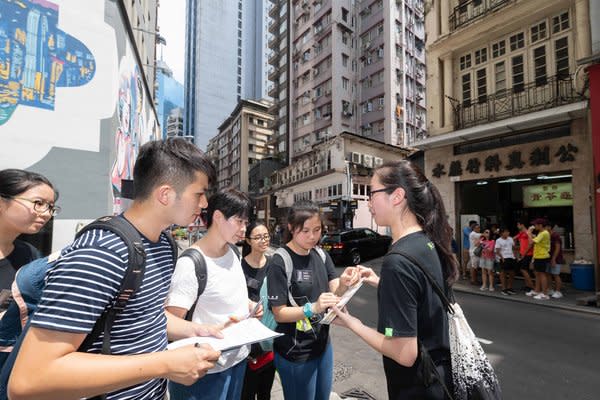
[514,222,535,294]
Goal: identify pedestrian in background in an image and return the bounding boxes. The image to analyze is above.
[267,201,358,400]
[479,229,496,291]
[468,224,482,285]
[527,219,551,300]
[332,160,458,399]
[545,222,564,299]
[241,222,275,400]
[495,227,517,295]
[166,188,254,400]
[0,169,59,365]
[462,220,477,280]
[514,222,535,294]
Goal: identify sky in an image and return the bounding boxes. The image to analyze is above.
[157,0,186,83]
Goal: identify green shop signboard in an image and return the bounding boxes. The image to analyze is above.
[522,182,573,208]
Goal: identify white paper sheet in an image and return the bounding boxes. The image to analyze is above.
[320,280,364,325]
[167,317,282,352]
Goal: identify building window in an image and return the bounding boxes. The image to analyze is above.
[533,45,547,86]
[342,53,349,67]
[342,77,349,89]
[460,54,471,70]
[509,32,524,51]
[462,73,471,107]
[512,55,524,93]
[476,68,487,103]
[552,11,569,34]
[495,61,506,94]
[475,48,487,65]
[531,21,547,43]
[492,40,506,58]
[555,37,569,79]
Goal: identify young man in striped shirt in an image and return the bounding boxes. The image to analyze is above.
[9,138,221,400]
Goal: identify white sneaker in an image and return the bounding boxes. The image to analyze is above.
[551,291,563,299]
[526,290,539,297]
[533,293,550,300]
[489,286,495,292]
[548,290,555,296]
[480,286,487,291]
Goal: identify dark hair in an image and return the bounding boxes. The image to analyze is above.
[468,220,477,227]
[374,160,459,285]
[242,222,269,257]
[282,200,321,243]
[0,169,58,201]
[133,138,216,200]
[205,188,251,228]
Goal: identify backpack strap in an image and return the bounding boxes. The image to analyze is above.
[76,216,147,355]
[181,244,241,321]
[274,247,299,307]
[314,246,327,264]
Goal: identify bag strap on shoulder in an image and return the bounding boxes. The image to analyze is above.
[274,247,299,307]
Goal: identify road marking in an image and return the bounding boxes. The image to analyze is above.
[476,337,493,345]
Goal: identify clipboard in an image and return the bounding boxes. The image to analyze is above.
[320,280,363,325]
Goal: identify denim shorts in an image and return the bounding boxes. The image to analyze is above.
[546,263,562,275]
[480,258,494,270]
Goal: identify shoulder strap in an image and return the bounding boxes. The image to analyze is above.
[274,247,299,307]
[165,230,179,265]
[228,243,241,260]
[179,248,207,321]
[76,215,147,355]
[314,246,327,264]
[387,250,454,315]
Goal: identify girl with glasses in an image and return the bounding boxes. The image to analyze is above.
[240,222,275,400]
[0,169,58,364]
[332,160,459,399]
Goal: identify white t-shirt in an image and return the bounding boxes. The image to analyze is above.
[494,237,515,259]
[167,246,250,373]
[469,231,482,256]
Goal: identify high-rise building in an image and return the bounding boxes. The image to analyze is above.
[266,0,425,165]
[156,60,184,139]
[419,0,593,270]
[205,100,275,192]
[185,0,270,149]
[166,107,187,140]
[123,0,159,99]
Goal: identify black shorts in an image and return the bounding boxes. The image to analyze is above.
[500,258,517,272]
[533,258,550,273]
[518,255,532,270]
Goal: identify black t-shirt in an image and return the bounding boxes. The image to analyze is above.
[377,231,450,394]
[0,240,41,291]
[241,257,269,302]
[267,246,337,362]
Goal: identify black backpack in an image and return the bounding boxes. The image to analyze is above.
[0,215,177,400]
[178,244,240,321]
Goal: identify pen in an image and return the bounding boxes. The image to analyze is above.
[247,298,263,319]
[195,342,226,367]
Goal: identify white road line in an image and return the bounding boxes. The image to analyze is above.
[476,337,493,345]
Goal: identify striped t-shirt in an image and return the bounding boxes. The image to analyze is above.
[31,228,174,400]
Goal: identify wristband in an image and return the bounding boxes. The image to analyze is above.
[303,302,314,318]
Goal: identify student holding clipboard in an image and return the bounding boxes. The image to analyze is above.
[332,161,459,400]
[267,201,358,400]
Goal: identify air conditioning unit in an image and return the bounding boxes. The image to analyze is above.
[362,154,374,168]
[351,152,362,164]
[363,41,372,50]
[374,157,384,167]
[325,89,331,96]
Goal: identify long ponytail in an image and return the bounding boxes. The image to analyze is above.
[374,160,459,285]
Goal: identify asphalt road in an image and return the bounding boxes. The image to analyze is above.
[329,255,600,400]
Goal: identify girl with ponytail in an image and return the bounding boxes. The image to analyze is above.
[332,160,458,399]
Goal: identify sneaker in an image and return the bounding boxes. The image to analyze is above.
[548,290,555,296]
[551,291,563,299]
[480,286,487,291]
[489,286,495,292]
[533,293,550,300]
[523,286,534,293]
[526,290,539,297]
[501,289,509,296]
[507,289,517,295]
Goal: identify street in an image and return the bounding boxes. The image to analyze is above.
[328,256,600,400]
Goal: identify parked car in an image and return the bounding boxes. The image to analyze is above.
[320,228,392,265]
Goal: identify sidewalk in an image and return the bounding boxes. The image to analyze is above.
[452,276,600,315]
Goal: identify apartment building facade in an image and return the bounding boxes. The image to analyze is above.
[418,0,593,273]
[206,100,275,192]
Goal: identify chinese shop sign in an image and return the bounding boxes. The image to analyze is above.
[432,143,578,178]
[522,182,573,208]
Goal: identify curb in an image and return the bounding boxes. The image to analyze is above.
[453,285,600,316]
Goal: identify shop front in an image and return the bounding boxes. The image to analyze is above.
[425,120,595,277]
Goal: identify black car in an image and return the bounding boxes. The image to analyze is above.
[320,228,392,265]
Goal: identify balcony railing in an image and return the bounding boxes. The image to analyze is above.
[452,75,583,130]
[449,0,511,32]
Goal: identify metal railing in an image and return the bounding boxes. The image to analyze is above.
[452,75,583,130]
[449,0,511,31]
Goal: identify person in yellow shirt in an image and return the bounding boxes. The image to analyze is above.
[526,218,551,300]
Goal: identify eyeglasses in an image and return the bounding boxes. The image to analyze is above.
[8,196,61,216]
[369,187,396,201]
[250,234,270,242]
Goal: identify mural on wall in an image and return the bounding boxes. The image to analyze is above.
[111,50,160,213]
[0,0,96,125]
